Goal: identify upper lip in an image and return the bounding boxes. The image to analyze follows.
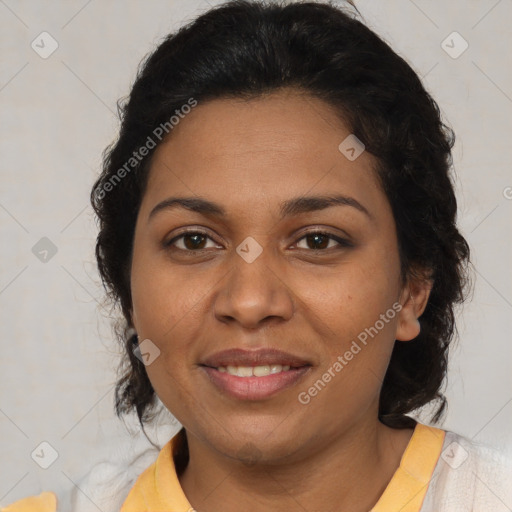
[200,348,311,368]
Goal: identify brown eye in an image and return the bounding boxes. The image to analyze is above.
[295,231,352,251]
[302,233,331,250]
[164,230,220,251]
[182,233,207,250]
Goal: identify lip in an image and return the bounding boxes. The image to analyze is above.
[199,348,312,401]
[200,365,312,401]
[200,348,311,368]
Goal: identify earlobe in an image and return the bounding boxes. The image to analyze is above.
[395,275,433,342]
[395,307,421,342]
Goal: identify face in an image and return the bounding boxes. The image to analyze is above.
[130,89,428,463]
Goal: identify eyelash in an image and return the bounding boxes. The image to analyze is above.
[163,228,353,254]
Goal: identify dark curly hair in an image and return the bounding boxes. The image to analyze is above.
[90,0,471,447]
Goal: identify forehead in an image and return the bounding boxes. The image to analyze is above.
[141,89,385,220]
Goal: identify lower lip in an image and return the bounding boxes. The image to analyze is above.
[201,366,311,401]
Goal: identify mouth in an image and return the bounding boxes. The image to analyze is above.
[200,365,312,401]
[214,364,294,376]
[199,348,312,400]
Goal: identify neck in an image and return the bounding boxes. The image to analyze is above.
[178,416,415,512]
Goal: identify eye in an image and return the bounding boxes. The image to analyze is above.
[294,230,353,251]
[164,230,221,251]
[163,228,353,254]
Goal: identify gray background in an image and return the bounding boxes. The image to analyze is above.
[1,0,511,506]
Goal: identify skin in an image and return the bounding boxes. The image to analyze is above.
[130,88,432,512]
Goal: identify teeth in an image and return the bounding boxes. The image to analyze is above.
[253,365,271,377]
[218,364,291,377]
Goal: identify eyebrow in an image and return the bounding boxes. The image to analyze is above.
[148,194,372,222]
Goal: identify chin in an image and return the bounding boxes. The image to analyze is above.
[210,426,306,466]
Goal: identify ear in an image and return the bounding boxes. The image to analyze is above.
[395,272,433,342]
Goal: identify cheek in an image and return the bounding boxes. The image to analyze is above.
[300,275,400,419]
[130,243,207,341]
[315,259,400,338]
[130,253,203,414]
[130,243,223,402]
[306,251,401,389]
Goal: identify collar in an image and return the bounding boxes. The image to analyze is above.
[121,423,445,512]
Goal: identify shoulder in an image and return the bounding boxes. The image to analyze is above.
[1,491,57,512]
[1,438,161,512]
[421,429,512,511]
[64,439,161,512]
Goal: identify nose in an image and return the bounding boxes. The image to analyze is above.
[213,246,295,330]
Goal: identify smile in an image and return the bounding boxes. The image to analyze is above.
[200,364,311,400]
[217,364,291,377]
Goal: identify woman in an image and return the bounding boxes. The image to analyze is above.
[4,1,511,511]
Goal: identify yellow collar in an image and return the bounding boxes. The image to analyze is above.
[121,423,445,512]
[371,423,445,511]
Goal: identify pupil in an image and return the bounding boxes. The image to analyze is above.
[309,234,327,249]
[185,234,205,250]
[182,234,329,251]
